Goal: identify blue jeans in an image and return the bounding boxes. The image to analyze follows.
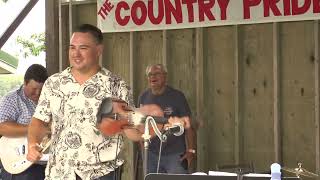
[76,169,117,180]
[0,162,45,180]
[147,151,188,174]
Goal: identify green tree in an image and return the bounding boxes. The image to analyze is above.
[0,75,23,98]
[16,32,45,58]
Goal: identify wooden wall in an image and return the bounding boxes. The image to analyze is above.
[46,1,320,179]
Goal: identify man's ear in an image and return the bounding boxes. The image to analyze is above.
[24,80,28,86]
[97,44,104,56]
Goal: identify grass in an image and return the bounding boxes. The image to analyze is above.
[0,74,23,98]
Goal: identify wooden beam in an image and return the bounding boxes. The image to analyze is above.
[196,27,206,171]
[162,30,168,66]
[69,0,73,37]
[273,22,281,163]
[46,0,59,75]
[315,20,320,175]
[234,25,240,164]
[130,32,135,92]
[58,0,63,72]
[129,31,137,180]
[0,0,39,49]
[61,0,96,5]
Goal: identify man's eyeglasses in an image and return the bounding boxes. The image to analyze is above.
[147,72,164,78]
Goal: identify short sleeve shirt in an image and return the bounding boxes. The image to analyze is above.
[34,67,133,180]
[138,86,191,155]
[0,86,36,125]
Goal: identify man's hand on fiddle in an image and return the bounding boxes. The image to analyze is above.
[167,116,190,129]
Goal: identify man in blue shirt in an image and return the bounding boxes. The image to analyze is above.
[138,64,196,174]
[0,64,48,180]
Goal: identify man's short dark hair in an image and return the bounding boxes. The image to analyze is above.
[24,64,48,84]
[74,24,103,44]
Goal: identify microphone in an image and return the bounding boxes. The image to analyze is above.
[163,123,184,136]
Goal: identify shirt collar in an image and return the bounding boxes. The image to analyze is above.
[18,85,36,106]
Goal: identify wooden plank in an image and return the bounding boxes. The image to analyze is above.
[280,21,315,171]
[60,5,71,70]
[69,0,73,37]
[273,22,281,163]
[234,25,240,165]
[102,33,130,79]
[58,0,63,72]
[46,0,59,75]
[162,30,168,66]
[130,32,135,95]
[134,31,163,102]
[205,25,237,168]
[240,23,274,171]
[73,3,97,26]
[315,20,320,176]
[196,27,206,171]
[166,29,195,89]
[61,0,96,5]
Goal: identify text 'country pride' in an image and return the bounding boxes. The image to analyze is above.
[98,0,320,26]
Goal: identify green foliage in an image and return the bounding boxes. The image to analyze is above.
[16,32,45,58]
[0,75,23,98]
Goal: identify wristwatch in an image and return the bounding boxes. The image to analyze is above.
[187,149,196,154]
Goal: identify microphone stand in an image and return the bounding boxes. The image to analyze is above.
[236,168,252,180]
[141,116,166,179]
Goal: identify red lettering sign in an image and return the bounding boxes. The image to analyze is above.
[98,0,114,20]
[292,0,311,15]
[97,0,320,32]
[115,1,130,26]
[243,0,261,19]
[149,0,165,24]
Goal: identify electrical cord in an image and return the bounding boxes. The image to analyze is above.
[156,140,164,173]
[142,116,167,177]
[113,134,122,180]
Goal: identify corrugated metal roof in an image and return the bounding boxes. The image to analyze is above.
[0,50,18,74]
[0,50,18,68]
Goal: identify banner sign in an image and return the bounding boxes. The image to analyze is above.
[97,0,320,32]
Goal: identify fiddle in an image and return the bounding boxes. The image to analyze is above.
[96,98,166,136]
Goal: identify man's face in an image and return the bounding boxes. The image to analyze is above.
[69,32,103,73]
[147,66,166,90]
[24,79,44,103]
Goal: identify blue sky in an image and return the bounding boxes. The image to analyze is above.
[0,0,45,74]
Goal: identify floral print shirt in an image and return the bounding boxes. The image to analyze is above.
[33,67,133,180]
